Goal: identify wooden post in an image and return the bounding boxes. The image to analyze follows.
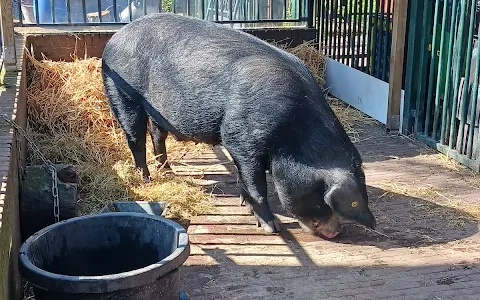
[0,0,17,71]
[387,0,409,133]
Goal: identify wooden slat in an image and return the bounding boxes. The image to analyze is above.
[387,0,409,133]
[0,0,17,70]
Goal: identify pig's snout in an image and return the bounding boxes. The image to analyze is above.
[298,213,342,239]
[351,209,376,229]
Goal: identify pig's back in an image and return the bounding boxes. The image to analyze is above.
[103,13,321,145]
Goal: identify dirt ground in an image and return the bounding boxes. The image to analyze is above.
[173,123,480,300]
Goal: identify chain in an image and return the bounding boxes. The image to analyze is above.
[51,164,60,222]
[0,111,60,223]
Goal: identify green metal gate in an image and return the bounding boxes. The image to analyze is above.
[403,0,480,171]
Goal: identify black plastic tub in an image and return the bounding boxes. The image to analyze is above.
[19,212,190,300]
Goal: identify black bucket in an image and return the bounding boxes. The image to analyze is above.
[19,212,190,300]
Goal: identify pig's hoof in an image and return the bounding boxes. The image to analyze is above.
[261,219,282,233]
[240,198,246,206]
[254,215,281,233]
[244,202,254,215]
[143,176,152,183]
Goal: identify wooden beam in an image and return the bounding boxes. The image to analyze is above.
[387,0,409,133]
[0,0,17,71]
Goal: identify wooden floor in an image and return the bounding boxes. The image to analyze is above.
[172,123,480,300]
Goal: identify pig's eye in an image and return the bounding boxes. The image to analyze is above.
[351,201,358,208]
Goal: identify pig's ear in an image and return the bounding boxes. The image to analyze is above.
[323,184,340,210]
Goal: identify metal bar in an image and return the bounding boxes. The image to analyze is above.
[83,0,88,22]
[440,0,458,145]
[340,1,346,65]
[243,0,247,20]
[284,0,287,19]
[382,0,392,80]
[348,0,353,66]
[14,16,307,26]
[129,0,133,21]
[145,0,149,16]
[439,0,457,144]
[307,0,314,27]
[425,0,442,137]
[466,17,480,158]
[414,0,433,133]
[256,0,259,20]
[67,0,71,23]
[353,0,358,68]
[455,0,474,152]
[299,0,303,20]
[99,0,103,22]
[317,0,322,45]
[334,0,339,60]
[220,0,223,21]
[371,0,379,77]
[321,0,327,47]
[328,0,334,56]
[34,0,40,23]
[345,0,351,65]
[17,0,22,24]
[366,0,374,74]
[229,0,233,20]
[327,0,333,57]
[212,17,305,23]
[51,0,56,23]
[337,0,342,60]
[356,0,363,70]
[113,0,117,21]
[202,0,206,18]
[336,0,341,63]
[434,0,452,140]
[173,0,177,13]
[376,0,384,79]
[361,0,368,70]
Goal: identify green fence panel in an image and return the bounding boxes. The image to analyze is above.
[404,0,480,172]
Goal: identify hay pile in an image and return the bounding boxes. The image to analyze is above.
[279,41,375,137]
[280,40,327,87]
[24,41,369,219]
[25,51,213,218]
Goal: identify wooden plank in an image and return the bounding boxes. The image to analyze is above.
[387,0,409,133]
[0,0,17,71]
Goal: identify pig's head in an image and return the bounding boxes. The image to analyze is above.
[293,168,376,239]
[323,172,376,228]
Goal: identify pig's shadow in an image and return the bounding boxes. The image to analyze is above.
[266,183,478,249]
[202,146,478,249]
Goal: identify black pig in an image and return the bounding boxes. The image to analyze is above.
[101,13,376,237]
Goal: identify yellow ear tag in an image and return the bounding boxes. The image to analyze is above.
[351,201,358,208]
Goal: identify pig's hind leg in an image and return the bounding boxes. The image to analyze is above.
[103,76,150,182]
[147,118,171,171]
